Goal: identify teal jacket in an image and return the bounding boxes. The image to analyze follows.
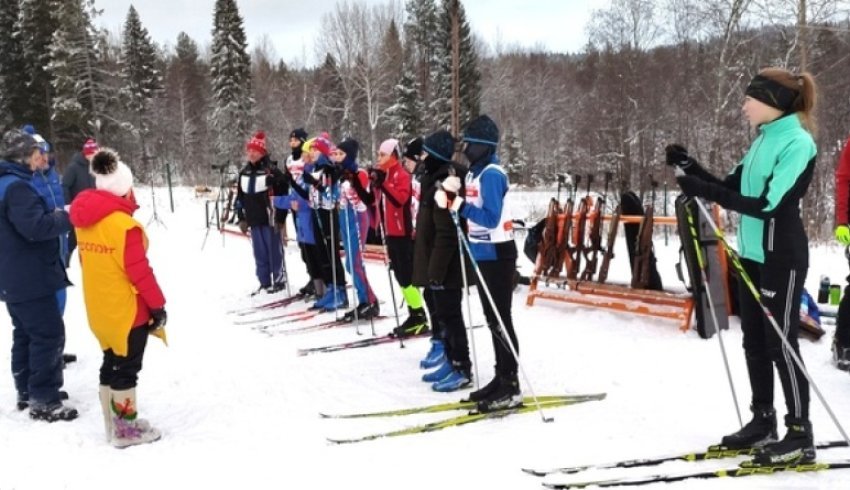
[685,114,816,267]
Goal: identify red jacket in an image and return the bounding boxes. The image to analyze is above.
[836,136,850,225]
[374,157,413,237]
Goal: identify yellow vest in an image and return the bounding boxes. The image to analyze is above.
[76,212,147,356]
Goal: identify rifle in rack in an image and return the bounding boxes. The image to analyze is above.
[597,198,621,284]
[567,174,592,280]
[539,198,562,277]
[581,171,611,282]
[631,177,657,289]
[554,175,577,278]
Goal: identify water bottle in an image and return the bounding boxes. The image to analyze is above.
[818,275,830,304]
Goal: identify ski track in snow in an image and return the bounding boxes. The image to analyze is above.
[0,187,848,489]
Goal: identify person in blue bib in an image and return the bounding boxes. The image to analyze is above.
[668,67,818,465]
[437,115,522,413]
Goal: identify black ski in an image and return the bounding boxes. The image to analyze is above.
[542,458,850,489]
[524,440,847,477]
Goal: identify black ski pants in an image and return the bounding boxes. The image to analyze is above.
[739,258,809,422]
[476,258,519,378]
[423,287,444,341]
[100,326,149,390]
[837,267,850,347]
[386,237,414,288]
[429,287,470,373]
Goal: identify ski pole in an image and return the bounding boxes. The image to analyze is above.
[684,198,743,428]
[448,187,480,390]
[342,200,361,335]
[353,205,377,336]
[450,209,553,423]
[693,198,850,446]
[377,200,403,347]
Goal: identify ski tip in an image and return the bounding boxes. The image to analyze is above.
[520,468,548,477]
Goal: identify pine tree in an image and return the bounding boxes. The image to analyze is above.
[314,53,347,139]
[386,69,422,143]
[209,0,253,165]
[432,0,480,132]
[0,0,28,128]
[502,127,530,186]
[164,32,210,182]
[120,5,161,170]
[48,0,108,151]
[19,0,60,137]
[403,0,439,121]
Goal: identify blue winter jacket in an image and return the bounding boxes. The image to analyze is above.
[0,160,71,303]
[32,158,69,265]
[274,169,316,245]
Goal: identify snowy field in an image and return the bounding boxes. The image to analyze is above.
[1,186,849,490]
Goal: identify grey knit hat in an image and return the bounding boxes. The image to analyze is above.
[1,129,39,163]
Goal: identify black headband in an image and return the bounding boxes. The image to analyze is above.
[745,75,800,112]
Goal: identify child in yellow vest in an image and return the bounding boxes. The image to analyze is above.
[69,148,166,448]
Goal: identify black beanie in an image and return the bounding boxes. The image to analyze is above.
[290,128,308,142]
[336,138,359,161]
[423,130,455,162]
[462,115,499,146]
[403,137,423,161]
[745,75,800,112]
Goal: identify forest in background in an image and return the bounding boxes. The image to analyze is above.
[1,0,849,239]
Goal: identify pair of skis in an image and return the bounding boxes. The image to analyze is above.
[524,440,849,488]
[324,393,606,445]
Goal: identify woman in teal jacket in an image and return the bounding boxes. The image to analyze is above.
[667,67,818,466]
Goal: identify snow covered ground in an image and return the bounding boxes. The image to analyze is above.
[1,187,849,490]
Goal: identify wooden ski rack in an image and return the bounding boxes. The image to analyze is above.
[526,206,725,332]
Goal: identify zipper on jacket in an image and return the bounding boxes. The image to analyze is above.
[767,218,775,252]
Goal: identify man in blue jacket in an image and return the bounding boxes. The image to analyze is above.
[0,128,77,422]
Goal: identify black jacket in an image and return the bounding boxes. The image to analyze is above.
[0,161,71,303]
[62,152,95,203]
[412,160,475,289]
[235,156,288,227]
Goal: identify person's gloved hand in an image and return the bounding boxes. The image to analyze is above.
[369,168,386,187]
[148,308,168,346]
[149,308,167,329]
[836,225,850,246]
[238,220,249,234]
[434,189,464,212]
[675,174,707,198]
[665,144,696,168]
[441,175,462,193]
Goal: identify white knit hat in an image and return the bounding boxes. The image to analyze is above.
[90,148,133,197]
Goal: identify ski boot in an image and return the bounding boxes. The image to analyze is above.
[422,358,454,383]
[432,367,472,392]
[321,285,349,312]
[719,404,777,449]
[475,374,522,413]
[299,280,316,298]
[747,417,815,466]
[29,400,78,422]
[419,339,446,369]
[464,374,501,402]
[392,307,428,337]
[343,302,379,322]
[18,390,69,411]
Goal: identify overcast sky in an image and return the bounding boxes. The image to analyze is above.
[97,0,610,66]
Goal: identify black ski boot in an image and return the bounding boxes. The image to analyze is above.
[464,374,501,403]
[719,405,777,449]
[748,417,815,466]
[342,302,379,322]
[392,307,428,337]
[18,391,69,411]
[29,401,78,422]
[476,374,522,413]
[298,280,316,298]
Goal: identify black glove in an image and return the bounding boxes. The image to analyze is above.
[369,168,387,187]
[675,175,708,198]
[665,144,696,168]
[238,220,249,234]
[149,308,168,329]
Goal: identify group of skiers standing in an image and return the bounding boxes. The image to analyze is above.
[1,127,167,448]
[233,115,525,413]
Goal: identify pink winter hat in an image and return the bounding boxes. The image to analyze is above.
[379,138,399,156]
[82,138,99,157]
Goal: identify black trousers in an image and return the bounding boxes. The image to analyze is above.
[100,326,148,390]
[386,236,414,288]
[476,258,519,377]
[430,287,470,373]
[314,209,346,286]
[424,288,444,341]
[837,268,850,347]
[739,258,809,422]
